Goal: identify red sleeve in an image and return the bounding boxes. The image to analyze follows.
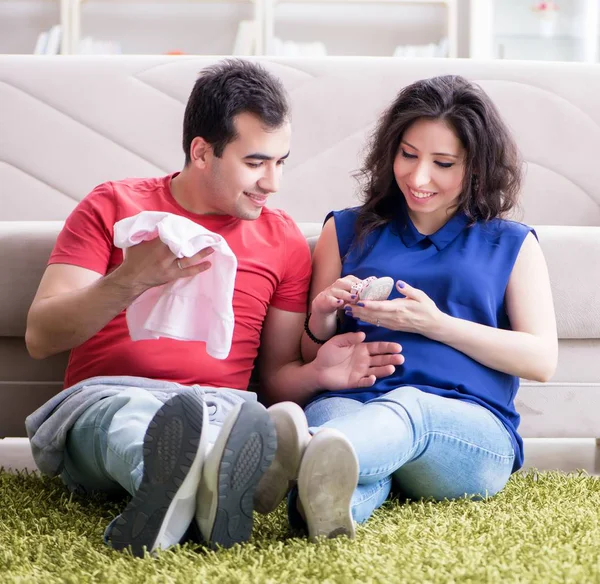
[49,182,117,275]
[270,214,312,313]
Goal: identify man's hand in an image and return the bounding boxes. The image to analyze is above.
[312,332,404,390]
[114,238,214,297]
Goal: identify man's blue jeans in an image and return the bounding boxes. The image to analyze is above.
[61,384,252,497]
[304,386,515,524]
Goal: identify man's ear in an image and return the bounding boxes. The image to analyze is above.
[189,137,212,169]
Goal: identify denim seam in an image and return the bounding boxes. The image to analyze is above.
[93,424,119,483]
[412,430,515,462]
[373,392,514,458]
[357,399,416,479]
[353,478,392,506]
[359,452,413,480]
[105,430,140,471]
[358,430,513,480]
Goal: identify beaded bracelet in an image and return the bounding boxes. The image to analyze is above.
[303,313,328,345]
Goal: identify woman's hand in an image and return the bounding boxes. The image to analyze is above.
[345,280,445,336]
[311,275,362,317]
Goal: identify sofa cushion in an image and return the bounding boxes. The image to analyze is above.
[1,221,599,341]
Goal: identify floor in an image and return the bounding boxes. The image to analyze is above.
[1,437,600,475]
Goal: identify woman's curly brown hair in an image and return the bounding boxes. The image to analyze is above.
[353,75,522,243]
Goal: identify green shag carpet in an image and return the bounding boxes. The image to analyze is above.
[1,469,600,584]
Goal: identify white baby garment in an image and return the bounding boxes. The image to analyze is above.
[113,211,237,359]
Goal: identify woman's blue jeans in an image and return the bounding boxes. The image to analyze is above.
[303,386,515,524]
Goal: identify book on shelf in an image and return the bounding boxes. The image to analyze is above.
[232,20,256,56]
[273,38,327,57]
[33,25,62,55]
[393,37,449,58]
[33,32,49,55]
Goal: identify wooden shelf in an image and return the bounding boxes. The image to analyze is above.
[0,0,459,56]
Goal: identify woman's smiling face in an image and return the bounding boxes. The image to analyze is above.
[393,118,466,233]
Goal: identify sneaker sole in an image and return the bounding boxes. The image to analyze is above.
[108,390,208,556]
[196,400,276,549]
[254,402,310,514]
[297,428,358,541]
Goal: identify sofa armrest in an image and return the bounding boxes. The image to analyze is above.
[535,226,600,339]
[0,221,63,337]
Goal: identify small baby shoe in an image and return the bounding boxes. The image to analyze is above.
[351,277,394,302]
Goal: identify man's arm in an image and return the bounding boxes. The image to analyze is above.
[26,239,214,359]
[300,218,342,363]
[257,308,321,406]
[26,264,135,359]
[257,306,404,407]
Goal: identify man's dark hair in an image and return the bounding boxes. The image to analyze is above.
[182,59,290,164]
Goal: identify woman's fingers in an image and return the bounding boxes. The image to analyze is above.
[330,287,356,302]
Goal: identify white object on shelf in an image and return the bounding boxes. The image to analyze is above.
[262,0,458,58]
[45,24,62,54]
[67,0,264,55]
[469,0,600,63]
[393,36,448,57]
[3,0,459,57]
[232,19,257,55]
[33,31,49,55]
[78,36,121,54]
[538,13,558,38]
[272,37,326,55]
[32,24,62,55]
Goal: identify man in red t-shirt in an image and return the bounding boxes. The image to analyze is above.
[25,59,404,556]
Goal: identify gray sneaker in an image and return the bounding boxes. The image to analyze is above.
[297,428,359,541]
[254,402,311,514]
[194,400,276,548]
[107,389,208,557]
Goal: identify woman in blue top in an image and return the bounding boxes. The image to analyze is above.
[292,75,558,541]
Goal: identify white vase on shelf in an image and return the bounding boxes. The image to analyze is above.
[532,2,560,39]
[537,10,558,38]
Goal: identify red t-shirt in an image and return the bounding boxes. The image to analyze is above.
[49,174,312,389]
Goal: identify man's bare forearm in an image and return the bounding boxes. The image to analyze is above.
[260,360,323,407]
[26,270,143,359]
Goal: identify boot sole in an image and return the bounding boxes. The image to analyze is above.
[254,402,310,514]
[196,401,276,548]
[298,428,358,541]
[108,390,208,557]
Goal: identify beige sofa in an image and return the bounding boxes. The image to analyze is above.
[1,55,600,440]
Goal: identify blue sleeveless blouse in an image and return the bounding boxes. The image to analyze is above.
[311,206,535,472]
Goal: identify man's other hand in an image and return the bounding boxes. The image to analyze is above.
[312,332,404,391]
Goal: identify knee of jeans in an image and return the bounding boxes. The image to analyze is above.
[395,459,513,502]
[304,397,357,427]
[370,386,425,427]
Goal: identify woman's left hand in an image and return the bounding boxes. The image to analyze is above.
[345,280,445,336]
